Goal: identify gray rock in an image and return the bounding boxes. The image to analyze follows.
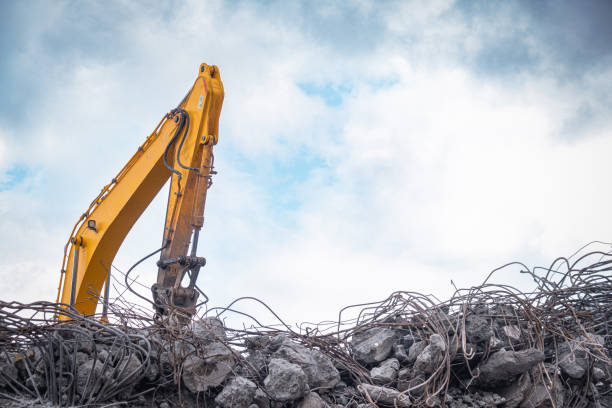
[477,348,545,388]
[351,328,396,364]
[578,333,605,347]
[172,338,196,359]
[0,362,18,388]
[393,344,409,363]
[264,358,308,402]
[158,350,174,378]
[396,368,412,392]
[75,352,90,367]
[357,383,411,407]
[24,372,45,392]
[182,342,235,392]
[245,335,271,350]
[370,358,400,384]
[215,376,257,408]
[558,342,589,379]
[76,359,106,396]
[96,349,111,364]
[116,354,142,384]
[74,332,95,354]
[495,373,532,408]
[592,367,606,382]
[503,325,522,342]
[297,392,330,408]
[252,388,270,408]
[265,334,288,353]
[414,334,446,375]
[407,341,427,364]
[520,366,565,408]
[465,315,492,344]
[490,335,504,349]
[398,372,426,396]
[274,339,340,389]
[429,334,446,352]
[193,317,226,344]
[401,335,415,349]
[145,358,159,382]
[245,349,268,376]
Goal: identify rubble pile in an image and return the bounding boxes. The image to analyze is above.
[0,251,610,407]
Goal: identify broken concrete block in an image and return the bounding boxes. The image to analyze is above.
[24,372,45,393]
[400,334,416,349]
[76,359,106,396]
[398,372,426,396]
[520,366,565,408]
[357,383,411,407]
[393,343,409,363]
[414,334,446,375]
[265,334,288,353]
[115,354,141,384]
[503,325,522,342]
[182,342,235,392]
[351,328,396,365]
[245,349,268,376]
[477,348,545,388]
[557,342,589,379]
[429,334,446,352]
[252,388,270,408]
[264,358,308,402]
[0,362,18,388]
[370,358,400,384]
[214,376,257,408]
[274,338,340,389]
[495,373,532,408]
[192,316,226,344]
[465,314,492,344]
[407,340,427,364]
[592,367,605,382]
[297,391,330,408]
[397,367,412,388]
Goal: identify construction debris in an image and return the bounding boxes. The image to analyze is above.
[0,250,610,407]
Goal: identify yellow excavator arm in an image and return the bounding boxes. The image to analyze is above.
[57,63,224,319]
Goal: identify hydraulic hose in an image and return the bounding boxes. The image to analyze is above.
[162,109,185,178]
[175,108,199,171]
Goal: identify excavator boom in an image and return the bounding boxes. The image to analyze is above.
[57,63,224,319]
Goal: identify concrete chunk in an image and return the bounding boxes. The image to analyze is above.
[182,342,235,392]
[215,376,257,408]
[414,334,446,375]
[192,317,226,344]
[477,348,544,388]
[407,341,426,364]
[370,358,400,384]
[557,342,589,379]
[297,391,330,408]
[465,315,492,344]
[351,328,396,365]
[274,339,340,389]
[357,383,411,407]
[264,358,308,402]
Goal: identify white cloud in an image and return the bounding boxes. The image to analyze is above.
[1,1,611,327]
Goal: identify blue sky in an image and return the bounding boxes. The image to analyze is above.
[1,0,612,325]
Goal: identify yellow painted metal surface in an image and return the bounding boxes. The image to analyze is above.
[58,63,224,318]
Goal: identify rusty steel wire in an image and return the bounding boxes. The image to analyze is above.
[0,247,610,407]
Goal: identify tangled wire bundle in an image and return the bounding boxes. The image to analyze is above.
[0,249,610,407]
